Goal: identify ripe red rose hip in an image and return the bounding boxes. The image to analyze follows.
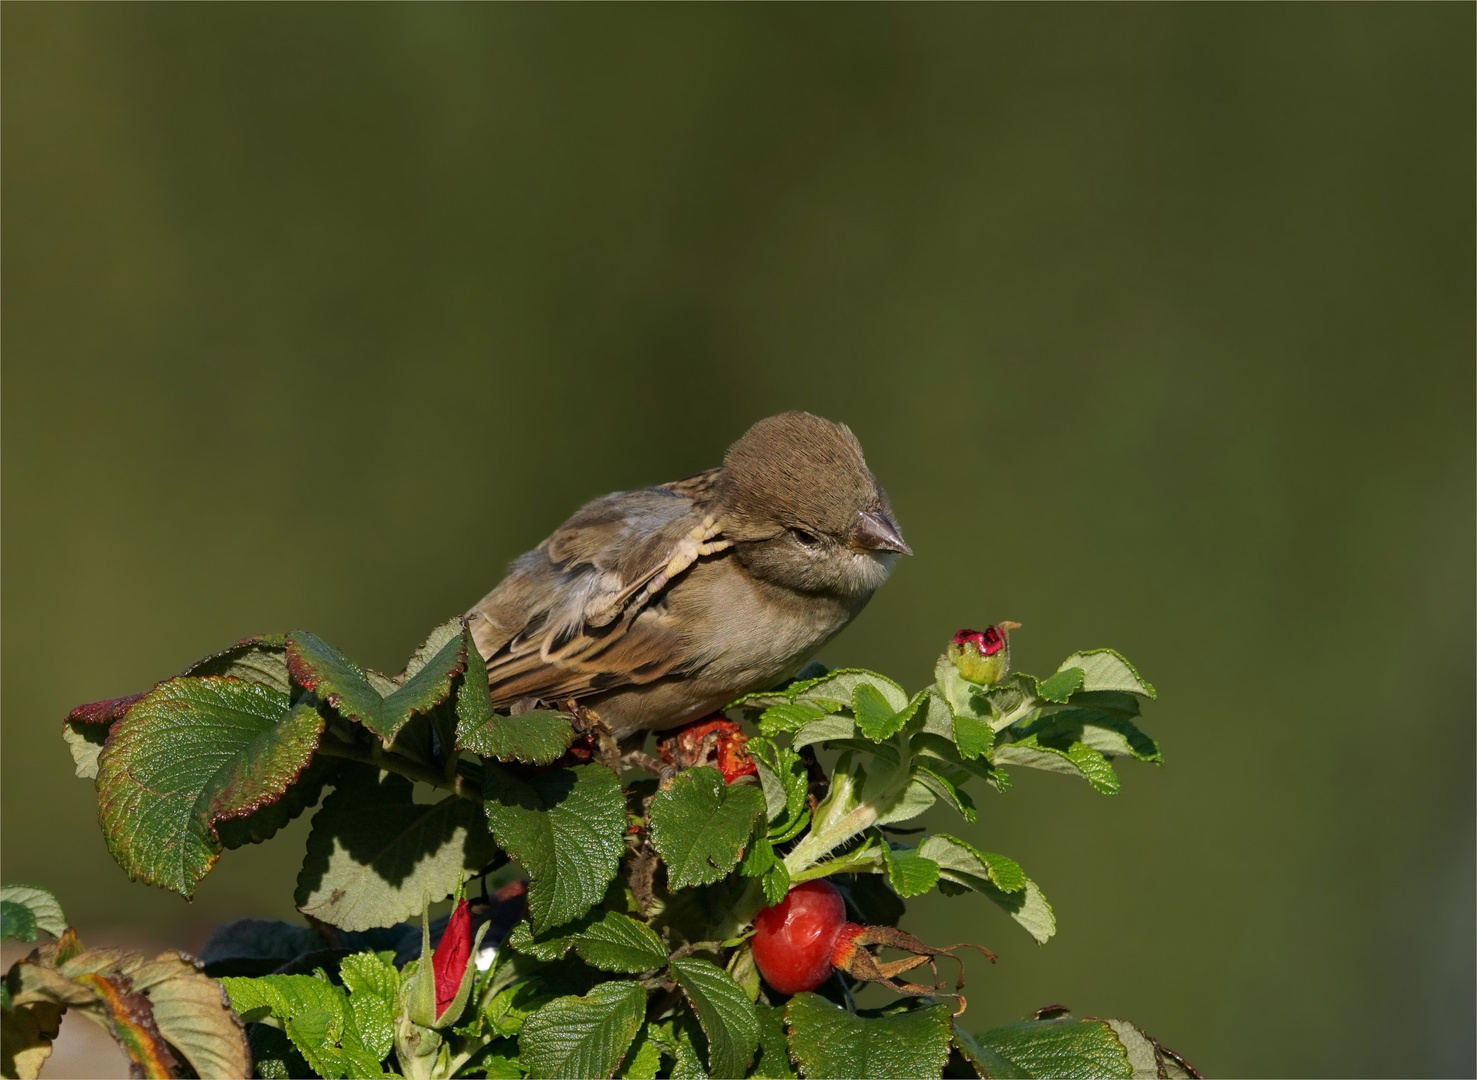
[751,879,859,995]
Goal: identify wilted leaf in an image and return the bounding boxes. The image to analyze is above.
[0,1003,63,1080]
[518,980,646,1079]
[648,767,766,890]
[671,957,759,1080]
[483,763,626,934]
[785,994,954,1079]
[95,678,326,897]
[128,951,251,1080]
[295,768,498,932]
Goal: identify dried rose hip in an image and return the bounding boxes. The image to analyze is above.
[659,716,758,783]
[751,880,853,994]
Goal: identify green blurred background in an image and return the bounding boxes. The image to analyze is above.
[4,5,1472,1076]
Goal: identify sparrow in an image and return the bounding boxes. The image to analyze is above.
[466,411,911,739]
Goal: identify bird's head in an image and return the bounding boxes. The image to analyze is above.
[718,411,910,596]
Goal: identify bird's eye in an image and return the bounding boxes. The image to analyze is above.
[791,528,821,548]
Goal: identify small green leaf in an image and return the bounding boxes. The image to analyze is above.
[183,634,291,692]
[648,767,767,890]
[919,835,1053,944]
[747,738,809,838]
[739,832,792,906]
[785,995,954,1079]
[338,952,400,1060]
[222,973,385,1079]
[461,708,576,766]
[852,684,920,742]
[648,1014,707,1080]
[484,763,626,934]
[671,957,759,1080]
[287,627,466,745]
[793,715,857,750]
[295,768,498,931]
[619,1027,664,1079]
[881,844,940,899]
[993,734,1121,794]
[96,678,326,897]
[0,887,65,940]
[518,980,646,1080]
[756,702,830,736]
[1036,668,1084,704]
[1,902,36,944]
[511,910,671,973]
[750,1003,798,1079]
[1056,650,1155,698]
[961,1016,1159,1079]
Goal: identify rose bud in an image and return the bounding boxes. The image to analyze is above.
[433,899,473,1018]
[947,623,1019,686]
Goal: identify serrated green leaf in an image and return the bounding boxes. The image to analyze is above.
[913,763,977,822]
[1,902,37,943]
[1028,710,1162,764]
[919,835,1052,944]
[95,678,325,897]
[509,911,664,973]
[462,708,577,766]
[339,952,399,1060]
[287,627,466,745]
[994,734,1121,794]
[0,887,65,940]
[793,715,858,750]
[757,702,831,737]
[1056,650,1155,699]
[852,684,920,742]
[785,995,954,1079]
[750,1003,797,1079]
[183,634,292,692]
[484,763,626,934]
[1036,668,1084,704]
[519,980,646,1079]
[295,768,498,931]
[747,739,809,839]
[963,1017,1142,1079]
[222,973,384,1079]
[619,1027,664,1079]
[649,767,766,890]
[671,957,759,1080]
[649,1014,708,1079]
[881,845,940,898]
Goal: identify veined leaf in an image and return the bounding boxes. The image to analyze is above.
[1036,668,1084,705]
[0,887,66,940]
[648,767,766,890]
[994,734,1121,794]
[509,911,668,973]
[1026,709,1162,764]
[793,715,857,750]
[287,627,465,745]
[295,768,498,931]
[750,1003,798,1079]
[671,957,759,1080]
[222,974,384,1079]
[618,1027,664,1079]
[756,701,831,737]
[127,952,252,1080]
[484,763,626,934]
[95,678,325,897]
[1055,650,1155,699]
[338,952,400,1060]
[182,634,291,692]
[920,835,1053,944]
[460,708,576,766]
[853,684,921,742]
[785,994,954,1079]
[518,980,646,1080]
[881,844,941,898]
[957,1014,1199,1079]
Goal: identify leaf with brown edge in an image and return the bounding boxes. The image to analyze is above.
[129,951,251,1080]
[287,627,466,745]
[96,677,326,897]
[63,693,147,780]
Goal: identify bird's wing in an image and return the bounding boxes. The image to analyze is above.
[467,485,728,707]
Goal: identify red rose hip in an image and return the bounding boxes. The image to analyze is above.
[751,880,856,995]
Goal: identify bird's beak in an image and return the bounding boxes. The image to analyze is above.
[853,510,913,556]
